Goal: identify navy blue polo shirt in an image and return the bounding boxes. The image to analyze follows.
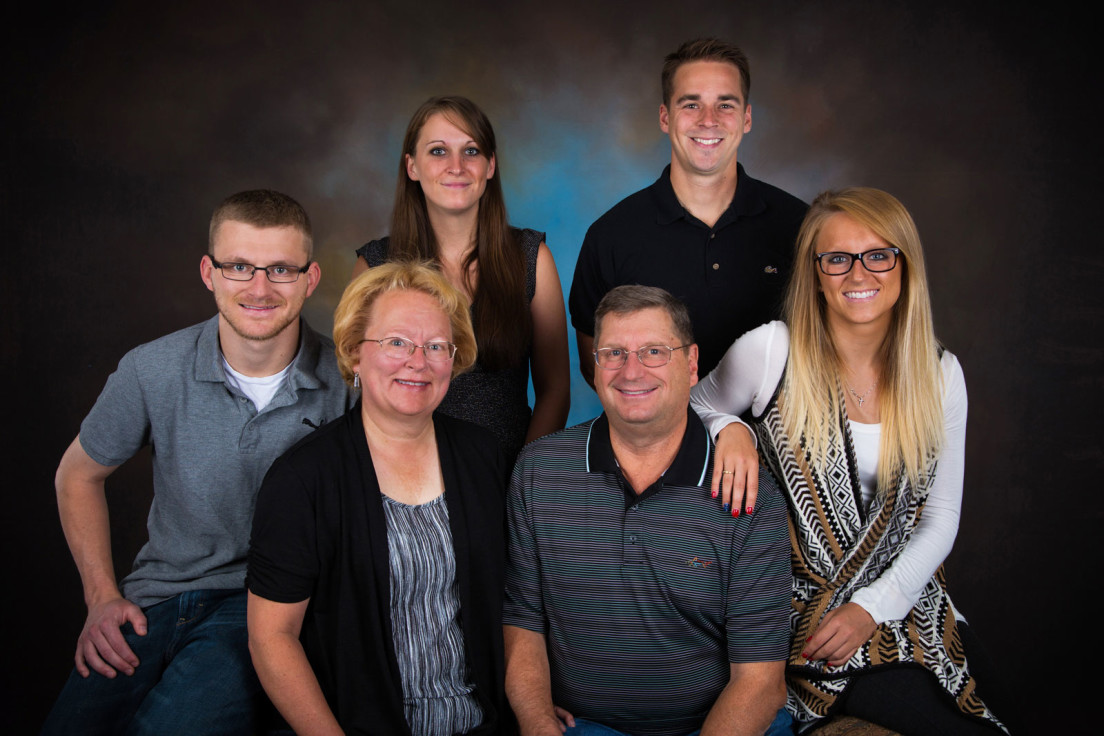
[504,409,791,736]
[569,164,807,377]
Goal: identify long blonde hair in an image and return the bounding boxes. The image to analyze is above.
[783,188,944,491]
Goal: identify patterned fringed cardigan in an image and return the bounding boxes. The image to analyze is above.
[753,385,1006,733]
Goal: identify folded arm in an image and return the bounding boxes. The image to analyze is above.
[690,322,788,514]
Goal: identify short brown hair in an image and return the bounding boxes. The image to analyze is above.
[209,189,313,257]
[661,38,751,105]
[332,261,477,386]
[594,285,694,346]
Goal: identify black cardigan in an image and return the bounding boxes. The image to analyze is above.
[248,405,512,735]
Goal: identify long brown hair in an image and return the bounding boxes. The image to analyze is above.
[388,96,530,370]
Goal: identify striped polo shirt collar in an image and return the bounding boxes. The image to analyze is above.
[585,406,711,493]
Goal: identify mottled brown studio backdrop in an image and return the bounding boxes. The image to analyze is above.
[3,1,1098,731]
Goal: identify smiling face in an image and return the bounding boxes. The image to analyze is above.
[405,112,496,218]
[201,220,319,343]
[659,60,752,180]
[353,289,454,422]
[816,213,903,336]
[594,307,699,439]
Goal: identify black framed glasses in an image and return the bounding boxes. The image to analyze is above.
[594,344,691,370]
[361,337,457,362]
[814,247,901,276]
[210,259,312,283]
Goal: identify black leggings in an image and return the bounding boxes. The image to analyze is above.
[832,623,1015,735]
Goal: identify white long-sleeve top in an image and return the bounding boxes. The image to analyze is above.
[690,321,967,624]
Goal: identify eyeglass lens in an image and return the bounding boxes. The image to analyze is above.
[374,338,455,362]
[818,248,897,275]
[596,346,676,369]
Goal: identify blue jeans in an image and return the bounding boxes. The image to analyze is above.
[564,708,793,736]
[40,589,265,736]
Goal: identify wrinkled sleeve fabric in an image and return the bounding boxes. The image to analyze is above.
[502,450,546,634]
[248,454,319,604]
[690,321,789,441]
[566,224,611,338]
[79,348,152,467]
[725,469,793,663]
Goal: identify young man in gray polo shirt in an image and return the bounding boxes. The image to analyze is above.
[42,190,350,735]
[504,286,792,736]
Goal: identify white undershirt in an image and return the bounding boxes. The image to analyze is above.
[222,357,293,412]
[848,420,881,505]
[691,320,967,624]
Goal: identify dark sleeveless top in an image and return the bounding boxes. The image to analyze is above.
[355,228,542,461]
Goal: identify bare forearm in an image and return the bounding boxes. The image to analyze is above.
[56,439,121,606]
[251,632,343,736]
[527,243,570,443]
[700,664,786,736]
[504,626,562,736]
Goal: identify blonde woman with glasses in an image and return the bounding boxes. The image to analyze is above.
[691,188,1010,734]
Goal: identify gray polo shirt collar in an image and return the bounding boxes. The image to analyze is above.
[585,406,711,506]
[193,314,328,394]
[652,162,767,228]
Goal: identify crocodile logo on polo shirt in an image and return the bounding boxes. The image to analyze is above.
[687,557,714,569]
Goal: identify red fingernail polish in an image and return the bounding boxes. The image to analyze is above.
[732,507,740,517]
[712,490,718,498]
[746,506,753,515]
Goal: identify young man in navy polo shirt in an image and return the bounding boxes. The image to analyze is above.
[569,39,807,512]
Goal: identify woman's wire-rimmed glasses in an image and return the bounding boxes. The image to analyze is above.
[360,337,457,362]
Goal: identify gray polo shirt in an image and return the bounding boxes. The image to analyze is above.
[504,409,791,736]
[80,315,351,608]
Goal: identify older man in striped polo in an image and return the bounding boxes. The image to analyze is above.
[504,285,793,736]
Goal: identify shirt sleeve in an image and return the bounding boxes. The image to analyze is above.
[502,451,547,633]
[724,468,792,663]
[566,224,610,337]
[850,352,967,623]
[247,454,321,604]
[690,321,788,441]
[79,348,152,467]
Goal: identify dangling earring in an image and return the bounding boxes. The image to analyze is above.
[353,372,360,389]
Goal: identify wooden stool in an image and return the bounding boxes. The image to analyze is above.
[812,715,899,735]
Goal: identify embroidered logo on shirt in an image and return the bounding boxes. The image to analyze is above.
[763,265,778,274]
[302,417,327,429]
[687,557,714,569]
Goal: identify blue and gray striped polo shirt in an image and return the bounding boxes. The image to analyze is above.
[504,409,791,736]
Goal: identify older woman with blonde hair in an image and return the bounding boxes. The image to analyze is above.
[247,261,512,735]
[692,188,1008,734]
